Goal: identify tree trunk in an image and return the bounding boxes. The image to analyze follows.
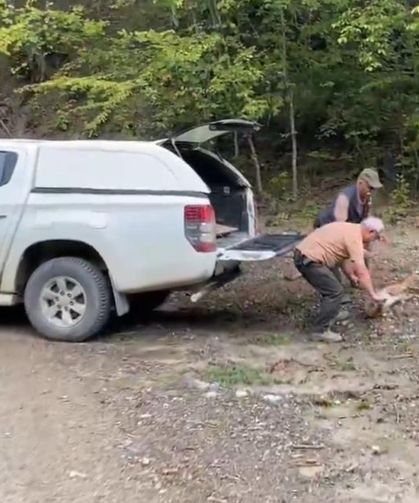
[280,8,298,199]
[234,131,239,158]
[289,89,298,199]
[207,0,221,27]
[247,135,263,194]
[170,4,179,28]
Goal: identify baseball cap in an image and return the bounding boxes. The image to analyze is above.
[358,168,383,189]
[362,216,384,234]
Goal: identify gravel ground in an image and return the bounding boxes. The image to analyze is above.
[1,224,419,502]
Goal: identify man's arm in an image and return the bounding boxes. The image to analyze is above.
[341,260,358,286]
[345,235,383,301]
[352,262,378,299]
[333,194,349,222]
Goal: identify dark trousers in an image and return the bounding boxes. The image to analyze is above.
[294,251,344,332]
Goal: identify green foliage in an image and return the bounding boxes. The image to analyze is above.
[0,3,106,82]
[392,174,411,207]
[386,173,412,223]
[1,0,419,199]
[27,28,269,136]
[267,172,292,200]
[206,363,274,387]
[334,0,407,72]
[298,203,321,221]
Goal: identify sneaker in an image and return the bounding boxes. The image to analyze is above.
[311,329,343,343]
[341,294,351,305]
[334,308,350,322]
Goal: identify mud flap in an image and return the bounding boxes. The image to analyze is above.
[190,232,303,303]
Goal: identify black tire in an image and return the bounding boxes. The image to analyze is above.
[128,290,170,317]
[24,257,111,342]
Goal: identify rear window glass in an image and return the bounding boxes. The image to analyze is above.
[0,151,18,186]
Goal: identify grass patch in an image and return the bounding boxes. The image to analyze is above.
[252,332,292,346]
[356,399,371,412]
[337,357,357,372]
[206,363,275,387]
[296,203,321,221]
[312,390,361,408]
[266,333,292,345]
[327,355,357,372]
[396,341,413,354]
[311,396,334,408]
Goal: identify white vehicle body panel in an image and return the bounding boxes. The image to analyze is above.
[0,128,302,312]
[0,140,217,296]
[35,141,209,193]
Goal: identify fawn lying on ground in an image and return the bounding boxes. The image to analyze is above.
[365,274,419,318]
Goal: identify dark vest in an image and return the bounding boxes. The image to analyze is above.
[316,184,369,227]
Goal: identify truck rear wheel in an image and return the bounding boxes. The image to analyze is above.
[24,257,111,342]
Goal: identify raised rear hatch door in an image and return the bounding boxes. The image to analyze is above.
[156,118,261,188]
[170,119,261,145]
[217,232,304,262]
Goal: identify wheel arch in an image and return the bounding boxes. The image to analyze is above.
[15,239,109,295]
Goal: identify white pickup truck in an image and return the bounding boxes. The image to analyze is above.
[0,119,301,342]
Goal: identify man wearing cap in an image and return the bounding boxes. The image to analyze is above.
[314,168,383,228]
[314,168,385,297]
[294,217,386,342]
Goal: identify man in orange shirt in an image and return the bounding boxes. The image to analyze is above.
[294,217,386,342]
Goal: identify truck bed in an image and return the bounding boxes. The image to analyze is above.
[216,223,238,237]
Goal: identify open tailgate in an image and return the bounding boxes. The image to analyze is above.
[217,232,303,262]
[190,232,303,303]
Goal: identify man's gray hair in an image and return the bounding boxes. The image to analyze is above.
[361,216,384,233]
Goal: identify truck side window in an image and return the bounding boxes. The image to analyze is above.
[0,151,17,187]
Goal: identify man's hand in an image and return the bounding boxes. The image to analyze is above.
[371,291,389,303]
[379,233,390,245]
[352,262,381,300]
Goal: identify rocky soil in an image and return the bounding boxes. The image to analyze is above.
[1,223,419,503]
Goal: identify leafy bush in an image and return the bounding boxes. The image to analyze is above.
[1,0,419,194]
[0,3,106,83]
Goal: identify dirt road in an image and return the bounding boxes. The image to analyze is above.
[1,226,419,503]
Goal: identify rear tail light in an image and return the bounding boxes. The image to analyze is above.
[184,204,216,252]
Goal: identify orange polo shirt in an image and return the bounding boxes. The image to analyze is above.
[296,222,365,268]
